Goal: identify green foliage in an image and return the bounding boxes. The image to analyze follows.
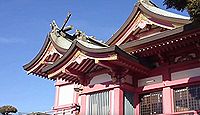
[187,0,200,22]
[164,0,200,22]
[0,105,17,115]
[163,0,188,11]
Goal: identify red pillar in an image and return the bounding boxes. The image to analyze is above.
[163,87,173,114]
[134,93,140,115]
[53,83,60,114]
[54,84,60,108]
[80,94,86,115]
[113,88,124,115]
[162,66,173,114]
[73,91,79,104]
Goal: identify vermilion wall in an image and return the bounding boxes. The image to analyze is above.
[53,63,200,115]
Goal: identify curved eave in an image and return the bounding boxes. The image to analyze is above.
[23,34,50,71]
[42,40,121,73]
[139,2,190,24]
[106,3,140,45]
[106,1,190,46]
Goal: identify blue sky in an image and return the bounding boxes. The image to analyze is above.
[0,0,188,113]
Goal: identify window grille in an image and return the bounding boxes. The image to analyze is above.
[140,91,163,115]
[88,91,109,115]
[174,85,200,112]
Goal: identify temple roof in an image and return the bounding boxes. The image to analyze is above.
[106,0,190,45]
[41,40,149,83]
[48,21,108,54]
[42,40,140,73]
[120,23,200,56]
[23,0,199,83]
[140,0,189,20]
[23,21,110,79]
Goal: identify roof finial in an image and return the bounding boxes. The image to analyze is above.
[60,12,72,32]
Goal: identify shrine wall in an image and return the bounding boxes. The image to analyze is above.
[58,84,74,105]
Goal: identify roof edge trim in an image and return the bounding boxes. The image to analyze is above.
[106,3,140,45]
[23,34,50,71]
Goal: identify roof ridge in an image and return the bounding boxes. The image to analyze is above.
[138,0,157,7]
[139,0,190,20]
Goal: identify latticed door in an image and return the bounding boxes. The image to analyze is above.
[140,91,163,115]
[174,85,200,112]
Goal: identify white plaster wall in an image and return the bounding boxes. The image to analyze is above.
[171,67,200,80]
[138,75,163,87]
[58,84,74,105]
[89,74,112,85]
[125,75,133,84]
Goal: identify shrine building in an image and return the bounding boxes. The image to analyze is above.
[23,0,200,115]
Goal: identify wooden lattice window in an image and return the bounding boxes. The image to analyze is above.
[140,91,163,115]
[174,85,200,112]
